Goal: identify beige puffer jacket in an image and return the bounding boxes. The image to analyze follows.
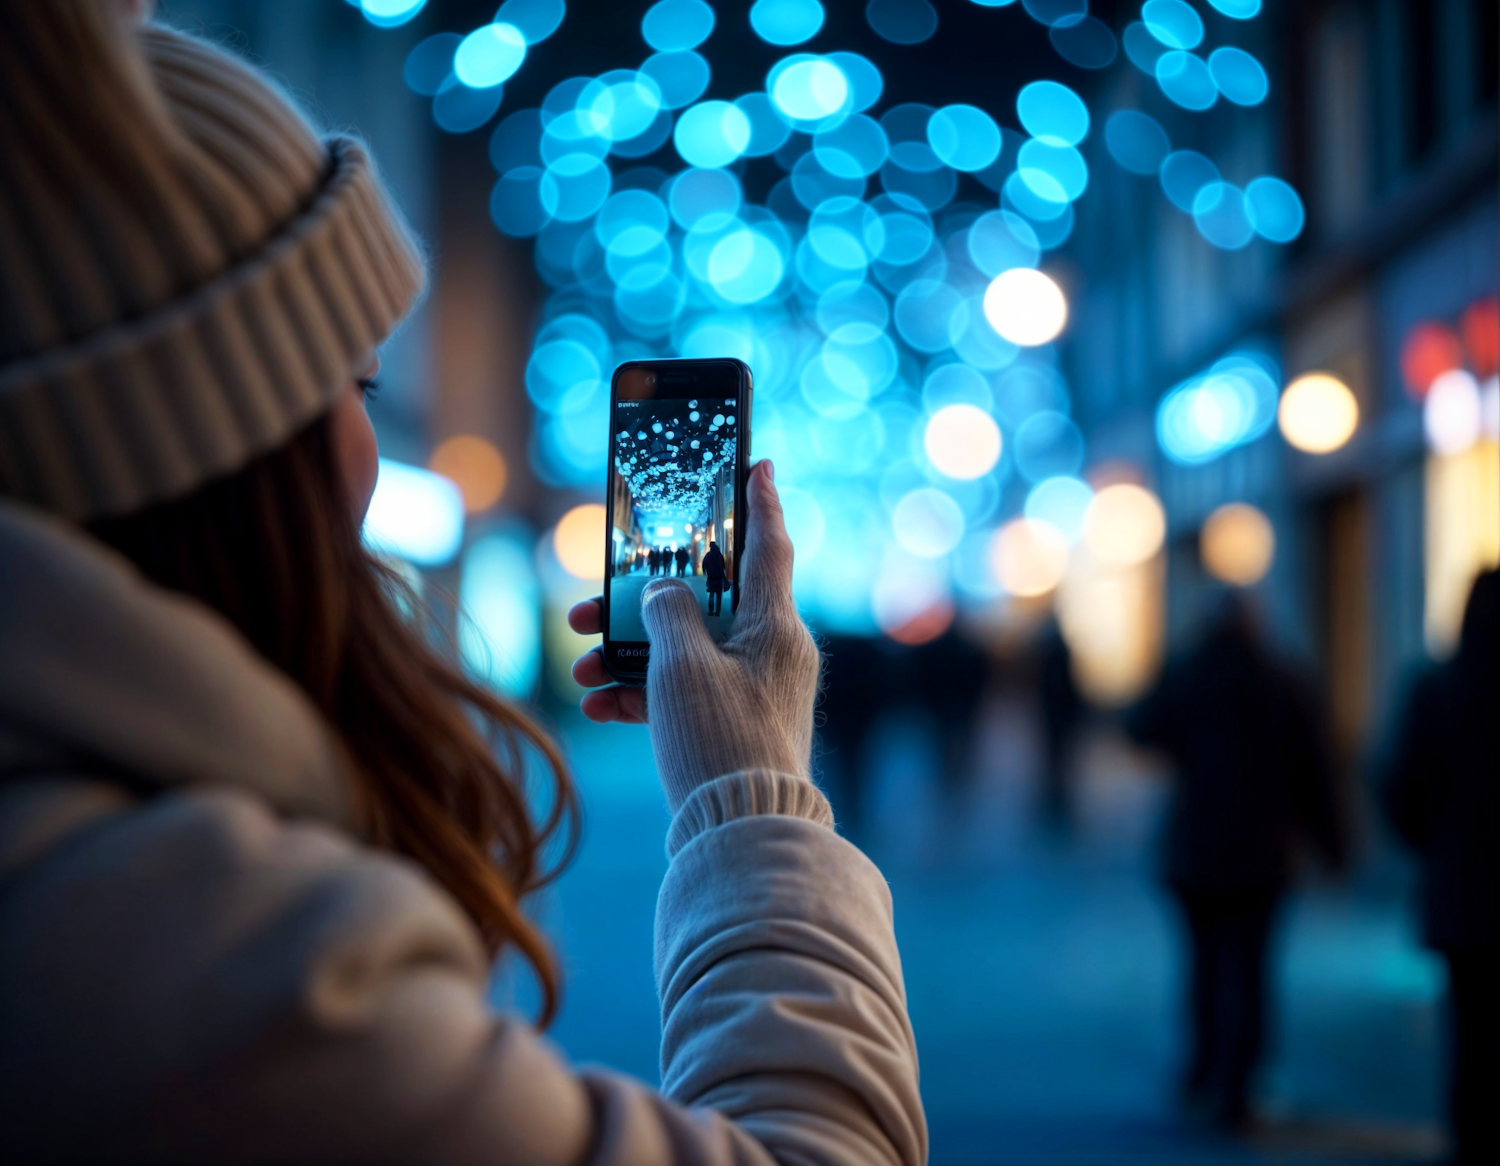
[0,501,926,1165]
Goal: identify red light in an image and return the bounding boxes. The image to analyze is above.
[1461,296,1499,378]
[887,601,955,646]
[1400,322,1464,398]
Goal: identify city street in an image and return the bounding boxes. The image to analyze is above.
[608,570,732,641]
[515,705,1446,1166]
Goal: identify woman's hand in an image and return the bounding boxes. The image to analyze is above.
[568,461,821,811]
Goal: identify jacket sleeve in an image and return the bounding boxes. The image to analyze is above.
[0,782,923,1166]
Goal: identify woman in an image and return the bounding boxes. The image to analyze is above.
[0,5,924,1164]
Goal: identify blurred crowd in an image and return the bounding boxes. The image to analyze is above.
[813,569,1498,1163]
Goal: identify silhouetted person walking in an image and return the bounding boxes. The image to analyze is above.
[911,629,988,809]
[1126,595,1346,1132]
[648,547,660,576]
[675,545,689,578]
[702,540,726,616]
[1037,622,1084,837]
[1382,570,1498,1166]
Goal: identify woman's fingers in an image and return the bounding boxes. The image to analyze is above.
[571,646,613,688]
[580,685,647,724]
[567,596,603,635]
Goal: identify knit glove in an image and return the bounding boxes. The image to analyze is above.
[640,462,822,817]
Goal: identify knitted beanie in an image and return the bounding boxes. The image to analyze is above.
[0,3,426,520]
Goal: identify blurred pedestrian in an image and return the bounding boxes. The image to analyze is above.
[0,5,925,1162]
[649,546,661,575]
[702,540,726,616]
[675,544,689,577]
[1126,594,1347,1132]
[1381,570,1499,1166]
[1037,621,1085,837]
[910,628,988,809]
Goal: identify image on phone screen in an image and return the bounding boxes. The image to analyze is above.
[607,392,740,646]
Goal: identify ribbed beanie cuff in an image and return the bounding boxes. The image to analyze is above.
[0,13,427,520]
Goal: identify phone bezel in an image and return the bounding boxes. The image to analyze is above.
[601,358,752,684]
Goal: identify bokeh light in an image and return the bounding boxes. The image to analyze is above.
[925,404,1003,479]
[983,268,1067,346]
[674,100,752,167]
[1206,0,1261,16]
[751,0,825,45]
[642,50,712,108]
[1244,177,1304,241]
[1156,353,1279,464]
[1278,373,1359,454]
[1084,484,1165,565]
[553,503,607,578]
[405,33,460,95]
[1401,322,1465,396]
[360,0,425,28]
[1201,502,1275,586]
[928,105,1002,171]
[1142,0,1204,49]
[1424,369,1483,456]
[431,435,508,513]
[1017,81,1090,146]
[434,76,505,133]
[771,56,851,123]
[642,0,715,52]
[1014,410,1084,480]
[1156,51,1217,111]
[1049,16,1118,70]
[1105,110,1170,174]
[866,0,939,45]
[990,517,1068,597]
[1025,475,1093,542]
[460,531,542,697]
[454,23,526,89]
[1159,150,1219,212]
[1461,296,1500,376]
[893,487,966,557]
[364,458,465,566]
[497,0,566,44]
[1192,182,1253,250]
[1209,47,1269,105]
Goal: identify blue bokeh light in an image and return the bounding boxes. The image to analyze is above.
[360,0,426,29]
[669,166,742,228]
[1105,109,1170,175]
[737,93,793,156]
[1142,0,1203,49]
[1156,353,1279,464]
[434,76,504,133]
[404,33,460,95]
[928,105,1003,172]
[1018,139,1089,202]
[540,153,612,221]
[967,209,1041,275]
[454,23,527,89]
[1017,81,1090,146]
[816,114,891,178]
[1192,182,1254,250]
[364,459,464,566]
[490,166,550,235]
[1122,22,1167,73]
[1244,177,1305,242]
[1014,411,1084,481]
[770,55,851,124]
[866,0,939,45]
[1025,475,1092,542]
[1049,16,1118,70]
[674,100,751,168]
[1206,0,1261,16]
[1156,51,1217,110]
[1209,47,1269,105]
[496,0,566,44]
[641,50,712,109]
[827,52,884,112]
[750,0,825,45]
[1159,149,1221,212]
[642,0,716,52]
[1021,0,1086,26]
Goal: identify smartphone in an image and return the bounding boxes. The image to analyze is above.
[602,358,753,683]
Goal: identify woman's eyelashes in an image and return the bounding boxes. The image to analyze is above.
[356,376,381,404]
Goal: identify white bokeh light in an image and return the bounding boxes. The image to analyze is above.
[1424,369,1483,456]
[923,404,1002,479]
[1278,373,1358,454]
[1083,483,1166,565]
[982,268,1068,346]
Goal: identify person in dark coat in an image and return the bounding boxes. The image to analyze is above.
[1037,621,1085,837]
[1126,593,1346,1131]
[1381,570,1498,1166]
[675,545,690,578]
[702,540,726,616]
[648,547,660,576]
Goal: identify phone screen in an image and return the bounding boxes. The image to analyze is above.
[605,361,747,668]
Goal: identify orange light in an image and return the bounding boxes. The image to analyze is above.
[553,504,606,580]
[430,435,508,514]
[1201,503,1275,587]
[887,601,955,645]
[1279,373,1359,454]
[1461,296,1500,379]
[1400,322,1464,398]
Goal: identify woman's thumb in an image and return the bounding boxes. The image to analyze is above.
[640,579,718,664]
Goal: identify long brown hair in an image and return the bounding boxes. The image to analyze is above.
[87,413,578,1025]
